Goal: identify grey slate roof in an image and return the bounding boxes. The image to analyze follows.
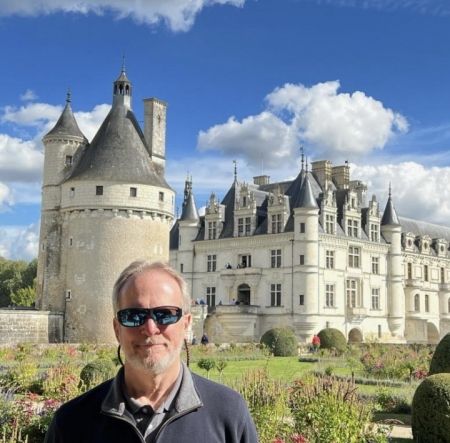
[180,193,200,222]
[44,102,87,142]
[399,216,450,242]
[67,103,171,188]
[296,173,319,209]
[381,197,401,226]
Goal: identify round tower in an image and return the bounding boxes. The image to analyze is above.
[380,189,405,340]
[38,67,175,343]
[36,91,88,314]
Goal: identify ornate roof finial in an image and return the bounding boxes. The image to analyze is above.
[389,182,392,198]
[305,156,309,172]
[300,146,305,171]
[122,54,126,73]
[233,159,237,182]
[66,87,71,104]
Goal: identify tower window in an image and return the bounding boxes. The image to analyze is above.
[70,188,75,197]
[130,187,137,197]
[65,155,73,165]
[299,255,305,265]
[300,223,306,233]
[299,294,305,305]
[66,290,72,301]
[159,192,164,201]
[68,237,73,247]
[96,186,103,196]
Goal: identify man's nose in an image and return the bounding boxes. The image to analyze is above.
[141,316,160,334]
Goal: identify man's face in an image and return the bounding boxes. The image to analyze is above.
[113,269,191,375]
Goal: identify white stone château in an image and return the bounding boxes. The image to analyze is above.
[36,66,175,343]
[170,158,450,344]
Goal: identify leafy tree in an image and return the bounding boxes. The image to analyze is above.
[0,257,37,307]
[260,328,298,357]
[11,286,35,307]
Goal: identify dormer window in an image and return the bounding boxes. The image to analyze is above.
[242,196,247,207]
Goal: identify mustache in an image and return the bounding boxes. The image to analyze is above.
[134,339,167,346]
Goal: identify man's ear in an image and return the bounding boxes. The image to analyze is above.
[113,318,121,343]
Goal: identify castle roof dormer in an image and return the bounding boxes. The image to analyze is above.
[43,91,87,143]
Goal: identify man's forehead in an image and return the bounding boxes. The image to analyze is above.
[122,269,179,293]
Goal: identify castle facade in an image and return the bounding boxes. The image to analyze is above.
[170,159,450,344]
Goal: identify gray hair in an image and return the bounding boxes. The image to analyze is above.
[112,260,191,315]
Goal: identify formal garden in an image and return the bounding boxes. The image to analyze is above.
[2,327,450,443]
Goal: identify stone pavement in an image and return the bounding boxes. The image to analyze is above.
[390,424,412,439]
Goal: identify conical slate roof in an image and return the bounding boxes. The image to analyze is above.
[381,196,400,226]
[67,101,169,187]
[296,172,319,209]
[44,100,87,142]
[180,179,200,222]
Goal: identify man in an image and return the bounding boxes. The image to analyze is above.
[45,260,258,442]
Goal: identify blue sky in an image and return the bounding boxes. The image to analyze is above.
[2,0,450,260]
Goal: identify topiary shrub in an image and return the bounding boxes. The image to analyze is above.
[260,328,298,357]
[79,359,117,390]
[317,328,347,354]
[429,333,450,375]
[412,373,450,442]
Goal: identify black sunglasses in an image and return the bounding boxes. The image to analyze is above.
[117,306,183,327]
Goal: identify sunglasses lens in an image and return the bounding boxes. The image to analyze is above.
[153,308,182,325]
[117,307,182,327]
[118,309,147,327]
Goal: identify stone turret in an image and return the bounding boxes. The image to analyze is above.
[381,188,404,339]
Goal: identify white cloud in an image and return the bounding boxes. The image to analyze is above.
[20,89,38,101]
[352,162,450,226]
[74,104,111,142]
[0,0,246,32]
[2,103,63,127]
[197,112,299,169]
[0,224,39,261]
[197,80,408,169]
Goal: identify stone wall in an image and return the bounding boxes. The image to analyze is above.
[0,309,63,344]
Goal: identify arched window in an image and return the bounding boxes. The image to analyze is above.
[414,294,420,312]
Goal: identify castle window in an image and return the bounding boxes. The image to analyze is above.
[407,263,412,279]
[238,217,251,236]
[347,219,358,237]
[207,255,217,272]
[370,224,379,242]
[442,267,445,283]
[238,255,251,268]
[159,192,164,201]
[242,196,247,207]
[68,237,73,247]
[271,249,282,268]
[270,284,281,306]
[208,222,217,240]
[300,223,306,233]
[299,255,305,265]
[70,187,75,197]
[180,264,184,273]
[66,290,72,301]
[326,250,334,269]
[65,155,73,165]
[414,294,420,312]
[130,187,137,197]
[424,265,429,282]
[425,294,430,312]
[325,284,334,307]
[372,257,379,275]
[96,186,103,196]
[325,214,334,234]
[346,279,358,307]
[271,214,282,234]
[348,247,360,268]
[206,287,216,307]
[299,294,304,305]
[41,242,45,251]
[371,288,380,310]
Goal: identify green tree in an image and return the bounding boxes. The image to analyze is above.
[11,286,36,307]
[0,257,37,307]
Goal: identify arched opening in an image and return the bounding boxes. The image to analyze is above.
[237,283,250,305]
[348,328,363,343]
[125,85,130,96]
[427,322,440,344]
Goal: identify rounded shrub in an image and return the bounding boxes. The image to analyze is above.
[429,333,450,375]
[317,328,347,354]
[79,359,117,390]
[412,373,450,442]
[260,327,298,357]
